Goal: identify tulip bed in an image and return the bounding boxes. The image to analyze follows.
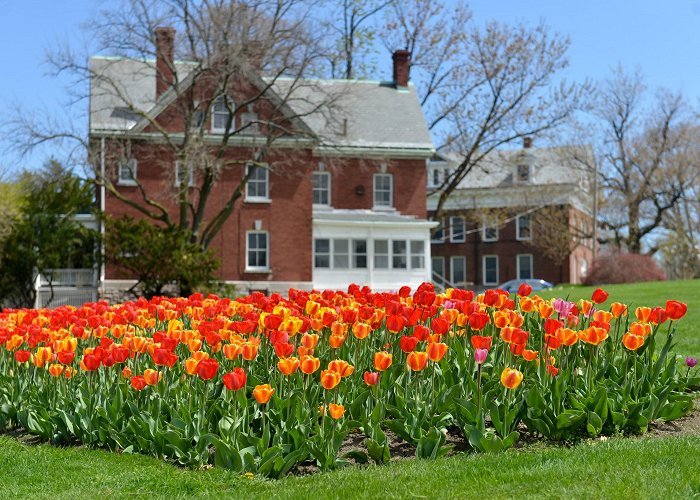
[0,283,697,478]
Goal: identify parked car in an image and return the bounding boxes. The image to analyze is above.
[497,279,554,293]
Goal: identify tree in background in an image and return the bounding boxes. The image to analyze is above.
[0,161,98,308]
[590,67,699,255]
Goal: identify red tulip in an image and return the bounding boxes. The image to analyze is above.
[130,375,147,391]
[196,358,219,380]
[591,288,609,304]
[363,371,380,386]
[470,335,493,350]
[223,367,247,391]
[517,283,532,297]
[468,312,489,331]
[399,335,419,353]
[14,350,31,364]
[665,300,688,321]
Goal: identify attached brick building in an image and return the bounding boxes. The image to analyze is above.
[428,141,595,289]
[89,30,435,295]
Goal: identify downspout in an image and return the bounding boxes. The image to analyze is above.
[99,136,106,297]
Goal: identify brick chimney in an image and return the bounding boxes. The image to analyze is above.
[523,136,533,149]
[392,50,410,88]
[155,27,176,98]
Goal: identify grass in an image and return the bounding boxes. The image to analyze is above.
[538,279,700,358]
[0,433,698,499]
[1,279,699,498]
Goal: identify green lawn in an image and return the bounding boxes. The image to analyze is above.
[538,279,700,359]
[0,433,698,499]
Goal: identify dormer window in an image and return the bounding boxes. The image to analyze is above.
[211,96,234,133]
[240,104,259,134]
[516,164,531,183]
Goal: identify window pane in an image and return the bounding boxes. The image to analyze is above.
[312,172,330,205]
[314,239,330,268]
[431,257,445,278]
[374,173,392,207]
[432,219,445,243]
[410,240,425,269]
[247,232,268,269]
[450,216,465,242]
[518,215,531,240]
[518,255,533,279]
[246,165,268,199]
[353,239,367,268]
[484,256,498,284]
[333,239,349,269]
[392,240,407,269]
[451,256,466,285]
[374,239,389,269]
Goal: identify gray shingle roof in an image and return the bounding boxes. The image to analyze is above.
[89,57,434,153]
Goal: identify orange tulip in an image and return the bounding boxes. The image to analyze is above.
[253,384,275,404]
[520,297,535,313]
[351,322,371,340]
[301,333,319,349]
[328,359,354,377]
[48,363,64,377]
[629,321,652,337]
[328,334,346,349]
[406,351,428,371]
[143,368,161,386]
[500,367,524,389]
[328,403,345,420]
[241,342,259,361]
[427,342,448,362]
[559,328,579,346]
[374,351,393,371]
[592,310,613,324]
[611,302,628,319]
[622,333,645,351]
[578,326,608,346]
[320,369,341,390]
[522,349,538,362]
[538,302,554,319]
[331,321,348,337]
[184,357,199,375]
[300,355,321,375]
[635,306,652,323]
[277,357,300,376]
[222,342,242,360]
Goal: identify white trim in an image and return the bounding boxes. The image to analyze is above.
[516,214,532,241]
[449,215,466,243]
[117,158,138,186]
[211,96,235,134]
[373,173,393,209]
[245,230,270,272]
[312,170,331,207]
[245,163,270,202]
[516,254,533,280]
[482,255,499,286]
[450,255,466,286]
[175,160,196,187]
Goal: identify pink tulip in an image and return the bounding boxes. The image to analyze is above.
[474,348,488,365]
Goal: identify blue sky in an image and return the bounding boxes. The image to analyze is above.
[1,0,699,174]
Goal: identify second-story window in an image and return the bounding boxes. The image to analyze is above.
[246,163,269,201]
[482,219,499,242]
[312,171,331,206]
[211,96,234,133]
[516,164,531,183]
[118,158,138,185]
[517,214,532,240]
[450,216,465,243]
[175,160,195,187]
[373,173,393,208]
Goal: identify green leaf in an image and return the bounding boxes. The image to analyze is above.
[366,438,390,464]
[586,410,603,436]
[555,409,586,430]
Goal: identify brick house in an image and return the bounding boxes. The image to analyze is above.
[89,29,435,295]
[428,139,595,289]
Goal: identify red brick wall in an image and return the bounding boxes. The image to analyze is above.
[104,142,428,283]
[430,205,593,288]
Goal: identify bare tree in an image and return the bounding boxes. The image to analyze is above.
[379,1,585,223]
[593,67,699,254]
[6,0,346,249]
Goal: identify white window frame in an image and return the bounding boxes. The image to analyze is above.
[483,255,499,286]
[431,218,446,244]
[211,96,235,134]
[392,240,408,269]
[450,256,467,287]
[312,171,331,207]
[240,104,259,134]
[516,214,532,241]
[482,221,498,242]
[175,160,196,187]
[517,254,533,280]
[373,173,393,209]
[118,158,138,186]
[246,231,269,272]
[450,216,466,243]
[245,163,270,202]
